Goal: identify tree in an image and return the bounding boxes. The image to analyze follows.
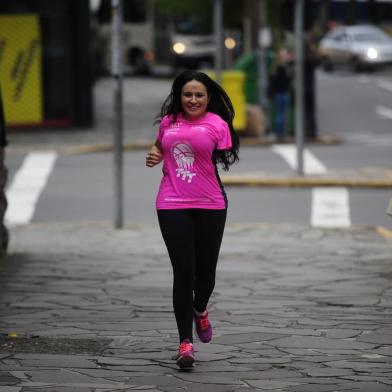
[279,0,319,33]
[155,0,244,29]
[155,0,211,17]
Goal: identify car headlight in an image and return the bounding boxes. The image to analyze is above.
[225,37,236,50]
[173,42,186,54]
[366,47,378,60]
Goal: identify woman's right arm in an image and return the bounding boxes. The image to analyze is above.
[145,141,163,167]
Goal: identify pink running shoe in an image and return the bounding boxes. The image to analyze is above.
[194,310,212,343]
[175,339,195,369]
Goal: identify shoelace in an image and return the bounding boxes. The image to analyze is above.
[179,342,193,354]
[197,316,210,331]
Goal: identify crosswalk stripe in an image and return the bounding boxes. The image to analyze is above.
[311,187,351,228]
[271,145,328,175]
[376,79,392,93]
[271,146,352,228]
[376,105,392,120]
[5,151,58,225]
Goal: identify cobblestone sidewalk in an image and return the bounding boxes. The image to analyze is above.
[0,222,391,391]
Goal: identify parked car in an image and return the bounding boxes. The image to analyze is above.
[319,25,392,72]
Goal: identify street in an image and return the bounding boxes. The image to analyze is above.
[318,68,392,143]
[4,69,392,229]
[4,146,392,228]
[2,0,392,388]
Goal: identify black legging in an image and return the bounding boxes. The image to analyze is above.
[157,208,227,342]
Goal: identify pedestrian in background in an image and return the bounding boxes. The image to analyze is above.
[268,47,293,142]
[146,70,239,369]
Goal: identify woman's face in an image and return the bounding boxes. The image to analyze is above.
[180,79,209,120]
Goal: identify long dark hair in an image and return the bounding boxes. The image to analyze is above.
[157,70,239,171]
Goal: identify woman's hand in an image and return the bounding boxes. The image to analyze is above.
[146,144,163,167]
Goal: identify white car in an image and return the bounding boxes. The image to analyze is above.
[319,25,392,72]
[171,33,215,69]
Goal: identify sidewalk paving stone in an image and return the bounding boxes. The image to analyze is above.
[0,222,391,390]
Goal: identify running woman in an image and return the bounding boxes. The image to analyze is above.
[146,70,239,369]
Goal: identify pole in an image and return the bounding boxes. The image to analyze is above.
[257,0,269,110]
[213,0,223,84]
[111,0,124,228]
[294,0,304,176]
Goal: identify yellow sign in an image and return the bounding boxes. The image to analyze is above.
[0,14,43,125]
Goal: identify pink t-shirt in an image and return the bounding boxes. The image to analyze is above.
[156,112,232,210]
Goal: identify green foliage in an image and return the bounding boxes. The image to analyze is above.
[154,0,211,16]
[154,0,244,28]
[224,0,245,28]
[267,0,287,49]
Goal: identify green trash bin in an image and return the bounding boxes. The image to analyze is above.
[234,52,258,104]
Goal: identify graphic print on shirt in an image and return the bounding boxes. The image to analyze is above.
[171,142,197,183]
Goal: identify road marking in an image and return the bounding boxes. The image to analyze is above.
[272,146,352,227]
[311,187,351,228]
[376,105,392,120]
[5,151,58,225]
[272,145,328,175]
[376,79,392,93]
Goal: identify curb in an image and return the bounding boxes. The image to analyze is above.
[221,175,392,188]
[62,134,342,156]
[239,134,342,146]
[61,138,392,189]
[376,226,392,240]
[63,141,152,155]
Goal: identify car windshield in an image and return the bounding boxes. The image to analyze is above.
[174,15,212,35]
[352,32,390,43]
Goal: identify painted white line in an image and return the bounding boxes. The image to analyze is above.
[311,187,351,228]
[376,79,392,93]
[5,151,58,225]
[376,105,392,120]
[272,145,328,175]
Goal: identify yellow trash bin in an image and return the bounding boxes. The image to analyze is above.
[208,70,246,132]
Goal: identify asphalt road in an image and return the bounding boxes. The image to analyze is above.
[318,67,392,144]
[4,68,392,229]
